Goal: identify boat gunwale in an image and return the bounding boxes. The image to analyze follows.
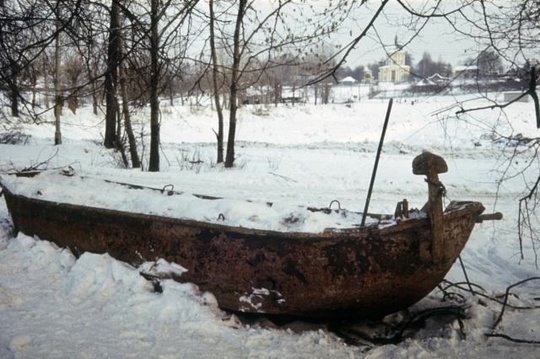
[0,175,484,240]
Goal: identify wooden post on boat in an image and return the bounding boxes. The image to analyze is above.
[412,152,448,263]
[361,98,393,227]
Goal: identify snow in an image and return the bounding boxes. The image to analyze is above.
[0,170,383,233]
[1,94,539,358]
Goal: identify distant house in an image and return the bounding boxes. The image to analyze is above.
[339,76,357,84]
[379,48,410,84]
[242,85,273,105]
[454,65,478,82]
[415,78,436,87]
[411,78,441,94]
[427,73,450,85]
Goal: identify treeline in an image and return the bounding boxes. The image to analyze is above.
[1,0,360,169]
[338,49,534,98]
[337,49,522,83]
[1,1,538,170]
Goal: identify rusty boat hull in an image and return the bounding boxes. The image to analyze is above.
[0,174,486,319]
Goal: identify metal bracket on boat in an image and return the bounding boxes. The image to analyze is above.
[307,200,344,215]
[161,184,175,196]
[61,166,75,177]
[328,200,341,210]
[139,271,164,293]
[217,213,226,221]
[394,199,409,219]
[424,179,446,203]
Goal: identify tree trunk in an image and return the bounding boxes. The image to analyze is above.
[0,1,18,117]
[225,0,248,168]
[118,30,140,168]
[30,69,37,110]
[104,0,120,149]
[9,62,19,117]
[273,81,280,107]
[148,0,160,172]
[322,83,330,104]
[43,55,50,109]
[54,17,62,145]
[209,0,224,164]
[91,71,99,116]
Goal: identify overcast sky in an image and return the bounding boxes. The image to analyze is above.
[334,1,485,68]
[214,1,531,70]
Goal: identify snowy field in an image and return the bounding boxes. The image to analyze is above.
[0,94,539,358]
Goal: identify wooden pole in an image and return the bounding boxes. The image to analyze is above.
[412,152,448,263]
[361,98,393,227]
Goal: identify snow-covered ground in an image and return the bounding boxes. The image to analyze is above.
[0,94,539,358]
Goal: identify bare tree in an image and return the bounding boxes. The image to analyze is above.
[413,52,452,79]
[222,0,247,168]
[204,1,359,167]
[209,0,225,163]
[0,0,53,118]
[0,0,96,146]
[118,19,141,168]
[461,7,539,262]
[115,0,199,172]
[53,9,62,145]
[476,50,503,78]
[103,0,121,149]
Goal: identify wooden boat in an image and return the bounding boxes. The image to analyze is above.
[0,152,501,319]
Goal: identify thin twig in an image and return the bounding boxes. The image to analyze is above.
[455,66,540,130]
[18,148,60,172]
[268,172,297,183]
[485,333,540,345]
[492,277,540,330]
[439,280,539,310]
